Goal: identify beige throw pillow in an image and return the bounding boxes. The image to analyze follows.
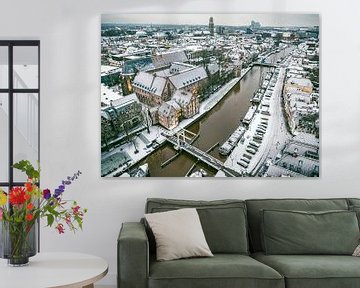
[353,244,360,256]
[145,208,213,261]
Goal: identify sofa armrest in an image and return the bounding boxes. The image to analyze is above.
[118,222,149,288]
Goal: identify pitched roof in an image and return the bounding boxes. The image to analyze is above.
[173,90,193,107]
[132,71,166,97]
[279,155,319,176]
[169,66,207,89]
[287,77,313,88]
[111,93,139,108]
[152,50,188,68]
[158,101,178,117]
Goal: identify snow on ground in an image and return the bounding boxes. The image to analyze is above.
[216,65,291,177]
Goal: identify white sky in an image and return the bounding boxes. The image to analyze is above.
[102,13,319,27]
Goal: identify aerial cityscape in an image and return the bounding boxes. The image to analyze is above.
[101,14,319,177]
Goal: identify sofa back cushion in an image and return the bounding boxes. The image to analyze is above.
[261,209,359,255]
[246,198,349,252]
[145,198,249,254]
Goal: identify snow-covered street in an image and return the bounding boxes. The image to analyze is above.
[216,65,292,177]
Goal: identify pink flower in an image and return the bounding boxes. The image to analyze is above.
[56,223,65,234]
[72,205,80,215]
[0,208,3,220]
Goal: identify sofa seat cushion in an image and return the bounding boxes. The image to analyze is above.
[149,254,284,288]
[252,252,360,288]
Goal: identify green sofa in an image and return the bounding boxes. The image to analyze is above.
[118,198,360,288]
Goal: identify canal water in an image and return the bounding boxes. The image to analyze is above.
[142,46,294,177]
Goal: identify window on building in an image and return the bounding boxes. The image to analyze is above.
[0,40,40,190]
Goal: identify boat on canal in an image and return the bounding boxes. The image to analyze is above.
[242,105,257,125]
[219,126,246,155]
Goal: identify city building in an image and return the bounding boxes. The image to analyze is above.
[158,100,181,130]
[101,84,123,107]
[216,25,225,35]
[173,90,200,118]
[132,61,207,108]
[168,66,208,94]
[101,93,144,148]
[209,17,214,36]
[151,50,188,68]
[277,155,319,177]
[132,71,172,106]
[250,20,261,31]
[286,77,314,94]
[265,133,319,177]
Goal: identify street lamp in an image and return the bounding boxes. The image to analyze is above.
[132,139,139,154]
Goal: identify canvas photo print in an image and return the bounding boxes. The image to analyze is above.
[101,13,319,177]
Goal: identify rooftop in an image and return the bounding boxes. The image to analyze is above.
[169,66,207,89]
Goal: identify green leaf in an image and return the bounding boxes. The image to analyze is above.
[47,214,54,227]
[13,160,40,180]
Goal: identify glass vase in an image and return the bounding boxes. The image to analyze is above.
[0,220,37,266]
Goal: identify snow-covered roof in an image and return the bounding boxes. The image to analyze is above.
[111,93,139,108]
[132,71,166,97]
[152,50,188,68]
[158,100,181,117]
[101,84,123,106]
[293,132,319,148]
[287,77,313,88]
[266,165,303,177]
[101,65,121,76]
[170,62,195,74]
[169,66,207,89]
[173,90,193,107]
[278,154,319,176]
[284,142,319,158]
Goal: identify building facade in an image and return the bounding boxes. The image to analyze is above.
[158,101,181,130]
[173,90,200,119]
[101,94,144,149]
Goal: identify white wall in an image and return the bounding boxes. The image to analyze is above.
[1,0,360,285]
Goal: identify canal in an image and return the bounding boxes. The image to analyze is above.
[142,46,294,177]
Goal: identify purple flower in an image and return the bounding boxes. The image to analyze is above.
[54,171,82,199]
[54,189,63,199]
[43,189,51,200]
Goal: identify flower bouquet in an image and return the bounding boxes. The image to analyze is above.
[0,160,87,266]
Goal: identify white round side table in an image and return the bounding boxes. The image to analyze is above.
[0,252,108,288]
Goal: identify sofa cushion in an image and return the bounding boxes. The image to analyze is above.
[347,198,360,207]
[246,198,349,252]
[261,209,359,255]
[145,208,213,261]
[149,254,284,288]
[146,198,249,254]
[252,252,360,288]
[348,205,360,228]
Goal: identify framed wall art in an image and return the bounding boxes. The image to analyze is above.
[100,13,319,178]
